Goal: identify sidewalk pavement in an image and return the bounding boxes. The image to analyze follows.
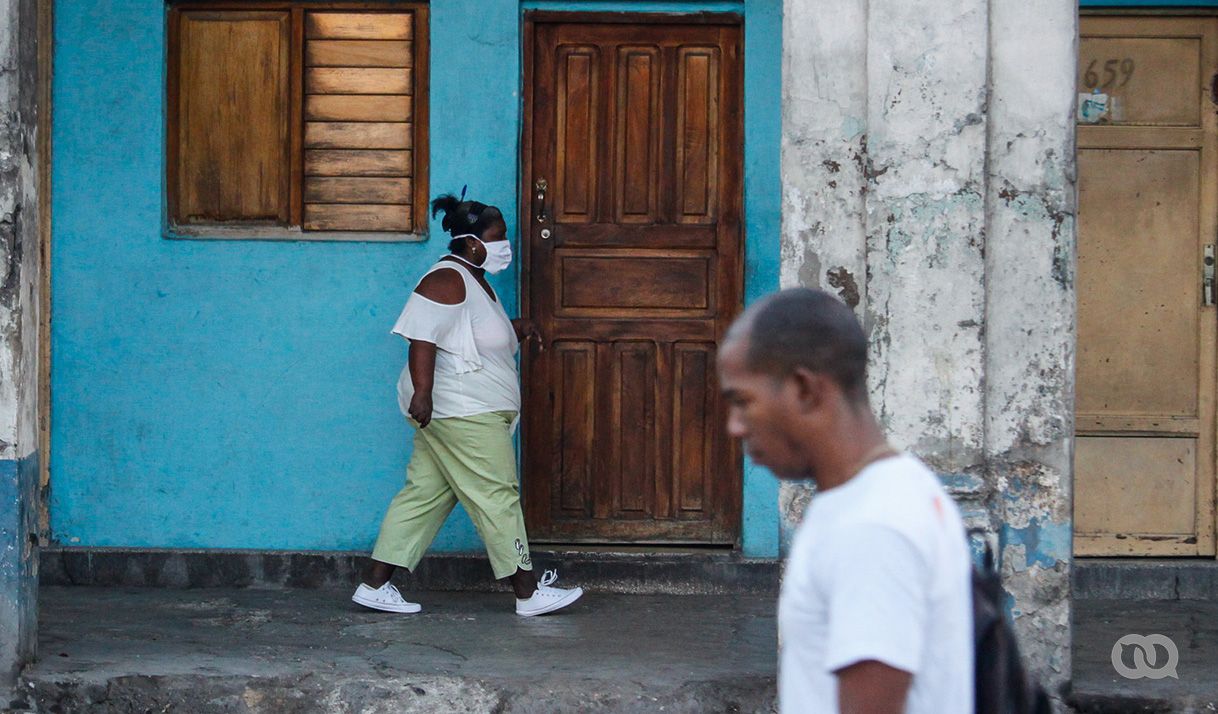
[1069,599,1218,713]
[6,587,1218,713]
[8,587,777,713]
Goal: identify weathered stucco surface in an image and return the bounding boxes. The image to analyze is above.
[779,0,868,545]
[782,0,1076,696]
[985,0,1076,685]
[0,0,41,690]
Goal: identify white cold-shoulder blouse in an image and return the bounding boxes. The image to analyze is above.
[391,259,521,422]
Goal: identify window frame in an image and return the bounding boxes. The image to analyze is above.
[166,0,430,242]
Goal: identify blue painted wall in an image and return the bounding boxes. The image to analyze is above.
[739,0,782,557]
[51,0,781,557]
[0,454,38,684]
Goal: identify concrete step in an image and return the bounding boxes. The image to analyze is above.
[1068,598,1218,714]
[39,546,779,596]
[12,587,776,714]
[1073,558,1218,601]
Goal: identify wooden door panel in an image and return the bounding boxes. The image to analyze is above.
[673,343,716,515]
[614,46,663,223]
[1077,148,1201,417]
[1075,436,1201,555]
[610,342,659,517]
[1079,35,1201,126]
[556,46,601,224]
[556,250,714,316]
[1075,16,1218,557]
[524,16,743,544]
[553,342,595,517]
[675,46,720,224]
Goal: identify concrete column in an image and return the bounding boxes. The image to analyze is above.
[863,0,990,519]
[0,0,43,691]
[781,0,1076,695]
[778,0,868,541]
[985,0,1077,691]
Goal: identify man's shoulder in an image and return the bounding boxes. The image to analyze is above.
[869,453,938,484]
[844,457,965,538]
[857,455,946,504]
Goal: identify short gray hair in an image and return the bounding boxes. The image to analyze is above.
[726,288,869,402]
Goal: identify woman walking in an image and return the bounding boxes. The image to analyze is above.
[352,192,583,617]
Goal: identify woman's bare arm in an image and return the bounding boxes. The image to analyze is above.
[405,268,465,428]
[407,340,438,428]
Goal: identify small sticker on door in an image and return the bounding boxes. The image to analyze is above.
[1079,91,1110,124]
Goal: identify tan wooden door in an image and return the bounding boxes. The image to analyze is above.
[520,14,744,544]
[1075,16,1218,556]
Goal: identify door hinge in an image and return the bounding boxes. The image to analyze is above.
[1205,244,1216,307]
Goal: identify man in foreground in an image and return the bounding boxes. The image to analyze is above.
[717,289,973,714]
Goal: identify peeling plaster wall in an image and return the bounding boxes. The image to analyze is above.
[985,0,1076,685]
[782,0,1075,695]
[0,0,41,689]
[778,0,868,543]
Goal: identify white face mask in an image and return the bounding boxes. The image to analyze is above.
[454,233,513,274]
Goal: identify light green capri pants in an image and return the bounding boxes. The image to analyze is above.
[372,410,533,579]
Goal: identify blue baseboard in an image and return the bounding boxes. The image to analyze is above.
[0,452,40,686]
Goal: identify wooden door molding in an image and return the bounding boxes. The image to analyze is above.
[1074,15,1218,557]
[520,14,744,545]
[524,10,743,27]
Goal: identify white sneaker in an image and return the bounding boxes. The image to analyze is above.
[516,569,583,617]
[351,582,422,613]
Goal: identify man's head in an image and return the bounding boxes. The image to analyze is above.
[717,289,870,480]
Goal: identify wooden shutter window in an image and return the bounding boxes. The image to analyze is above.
[168,3,428,238]
[303,12,417,233]
[172,10,292,225]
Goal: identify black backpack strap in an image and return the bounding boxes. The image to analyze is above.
[967,527,1054,714]
[968,526,998,573]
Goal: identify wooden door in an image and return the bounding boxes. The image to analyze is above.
[521,14,744,544]
[1074,16,1218,556]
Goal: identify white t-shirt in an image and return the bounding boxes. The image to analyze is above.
[778,454,973,714]
[391,260,521,422]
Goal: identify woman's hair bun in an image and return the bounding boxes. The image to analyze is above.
[430,194,461,233]
[430,191,506,254]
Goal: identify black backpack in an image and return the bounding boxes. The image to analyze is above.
[972,535,1053,714]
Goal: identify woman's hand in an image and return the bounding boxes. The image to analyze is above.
[408,391,434,429]
[512,318,544,351]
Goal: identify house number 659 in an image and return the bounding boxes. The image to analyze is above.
[1083,59,1135,90]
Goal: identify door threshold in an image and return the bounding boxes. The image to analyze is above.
[530,543,737,555]
[1074,557,1218,600]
